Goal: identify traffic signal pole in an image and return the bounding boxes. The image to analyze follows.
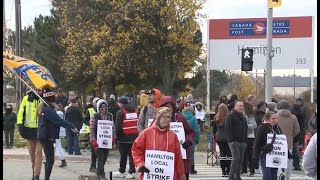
[265,3,273,102]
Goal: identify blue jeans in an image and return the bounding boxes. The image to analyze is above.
[292,142,300,168]
[260,157,278,180]
[67,129,80,154]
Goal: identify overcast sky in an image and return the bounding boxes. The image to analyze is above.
[4,0,317,76]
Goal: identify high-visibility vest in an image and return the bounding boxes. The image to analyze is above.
[86,107,96,133]
[122,109,139,135]
[17,95,41,128]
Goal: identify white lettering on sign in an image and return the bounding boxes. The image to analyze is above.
[170,122,186,159]
[143,150,174,180]
[97,120,113,149]
[126,113,138,119]
[266,134,288,169]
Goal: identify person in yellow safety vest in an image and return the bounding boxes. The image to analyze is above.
[17,89,43,180]
[85,97,98,172]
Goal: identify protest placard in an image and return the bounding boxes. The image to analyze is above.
[170,122,186,159]
[266,134,288,168]
[143,150,174,180]
[97,120,113,149]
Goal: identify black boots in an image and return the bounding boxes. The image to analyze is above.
[32,175,40,180]
[59,159,67,167]
[90,165,97,173]
[190,165,197,174]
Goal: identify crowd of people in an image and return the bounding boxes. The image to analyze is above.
[2,87,317,180]
[211,94,317,180]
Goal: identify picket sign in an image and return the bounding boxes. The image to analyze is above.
[96,120,113,149]
[170,122,186,159]
[143,150,174,180]
[266,134,288,169]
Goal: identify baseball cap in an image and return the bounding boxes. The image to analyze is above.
[145,89,156,95]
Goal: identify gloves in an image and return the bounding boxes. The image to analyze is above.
[91,139,99,152]
[18,124,25,138]
[262,143,273,154]
[138,165,150,173]
[71,127,79,134]
[288,152,293,159]
[182,141,191,149]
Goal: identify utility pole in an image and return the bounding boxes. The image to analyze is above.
[265,0,281,102]
[15,0,22,110]
[265,4,273,103]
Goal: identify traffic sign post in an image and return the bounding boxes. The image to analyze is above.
[265,2,273,103]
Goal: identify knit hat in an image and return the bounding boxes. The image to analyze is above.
[267,102,277,111]
[296,97,303,103]
[93,97,100,108]
[110,94,115,100]
[118,97,129,105]
[247,94,255,101]
[277,100,290,110]
[42,87,55,102]
[156,107,171,119]
[96,99,108,113]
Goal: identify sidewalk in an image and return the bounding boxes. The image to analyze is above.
[3,146,209,163]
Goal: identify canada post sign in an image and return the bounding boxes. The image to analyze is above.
[208,16,314,70]
[229,20,289,36]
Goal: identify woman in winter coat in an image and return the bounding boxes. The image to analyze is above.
[195,102,205,133]
[131,107,186,180]
[3,105,17,149]
[253,111,283,180]
[159,96,195,180]
[212,103,232,177]
[182,106,200,174]
[242,102,257,176]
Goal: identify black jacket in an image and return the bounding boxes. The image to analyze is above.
[65,105,83,130]
[253,123,282,160]
[224,110,247,143]
[108,101,120,122]
[115,104,138,143]
[212,118,227,142]
[3,111,17,131]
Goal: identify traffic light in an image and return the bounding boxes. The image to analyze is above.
[241,48,254,71]
[269,0,282,8]
[241,60,253,71]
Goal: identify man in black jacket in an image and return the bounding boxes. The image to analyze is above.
[65,98,83,155]
[225,100,248,180]
[112,97,138,179]
[108,94,120,123]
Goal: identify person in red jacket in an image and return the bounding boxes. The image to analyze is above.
[113,97,138,179]
[131,107,186,180]
[159,96,195,180]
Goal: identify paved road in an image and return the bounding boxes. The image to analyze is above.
[3,148,312,180]
[190,163,312,180]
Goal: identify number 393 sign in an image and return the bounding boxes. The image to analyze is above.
[97,120,113,149]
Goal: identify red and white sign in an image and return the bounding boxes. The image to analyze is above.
[208,16,314,70]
